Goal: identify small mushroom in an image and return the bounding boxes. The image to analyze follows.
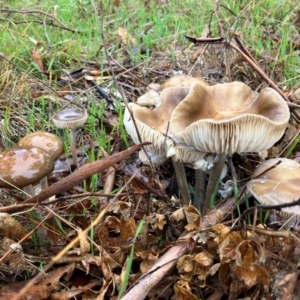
[52,108,88,167]
[0,146,55,197]
[170,82,290,213]
[18,132,64,189]
[247,158,300,217]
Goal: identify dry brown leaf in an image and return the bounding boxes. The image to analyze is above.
[78,228,91,255]
[174,283,198,300]
[184,206,201,231]
[118,27,137,47]
[194,251,214,267]
[0,213,28,240]
[171,207,185,221]
[151,214,167,231]
[0,264,74,300]
[104,216,121,233]
[32,49,44,71]
[120,216,136,244]
[109,201,131,221]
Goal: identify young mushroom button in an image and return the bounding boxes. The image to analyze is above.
[18,132,64,189]
[0,146,55,197]
[52,108,88,167]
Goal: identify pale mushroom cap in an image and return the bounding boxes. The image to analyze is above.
[136,90,161,107]
[138,150,167,166]
[170,82,290,153]
[247,158,300,216]
[162,75,207,89]
[0,146,55,188]
[18,132,64,160]
[52,108,88,129]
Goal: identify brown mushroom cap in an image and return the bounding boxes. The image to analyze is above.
[170,82,290,153]
[0,146,55,188]
[52,108,88,129]
[247,158,300,216]
[18,132,64,160]
[124,86,211,169]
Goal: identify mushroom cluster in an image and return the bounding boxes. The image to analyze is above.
[0,132,63,197]
[124,76,290,214]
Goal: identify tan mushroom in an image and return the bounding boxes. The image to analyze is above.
[18,132,63,160]
[170,82,289,153]
[18,132,64,189]
[170,82,290,213]
[247,158,300,216]
[0,146,55,197]
[52,108,88,167]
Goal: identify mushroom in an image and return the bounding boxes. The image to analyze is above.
[124,86,212,206]
[18,132,64,189]
[52,108,88,167]
[170,82,290,213]
[0,146,55,197]
[247,158,300,217]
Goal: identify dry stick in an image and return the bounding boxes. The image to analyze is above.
[0,143,148,214]
[202,152,227,215]
[12,170,139,300]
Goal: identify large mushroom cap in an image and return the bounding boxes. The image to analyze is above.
[52,108,88,129]
[0,146,55,188]
[18,132,64,160]
[247,158,300,216]
[170,82,290,154]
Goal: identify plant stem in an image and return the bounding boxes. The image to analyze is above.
[202,152,226,215]
[171,157,190,206]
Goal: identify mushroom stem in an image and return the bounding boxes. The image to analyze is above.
[203,152,227,214]
[40,176,48,190]
[69,128,78,166]
[171,157,190,206]
[194,169,206,212]
[23,185,35,198]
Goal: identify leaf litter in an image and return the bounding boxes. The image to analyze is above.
[0,2,300,300]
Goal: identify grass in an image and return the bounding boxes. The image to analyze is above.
[0,0,300,298]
